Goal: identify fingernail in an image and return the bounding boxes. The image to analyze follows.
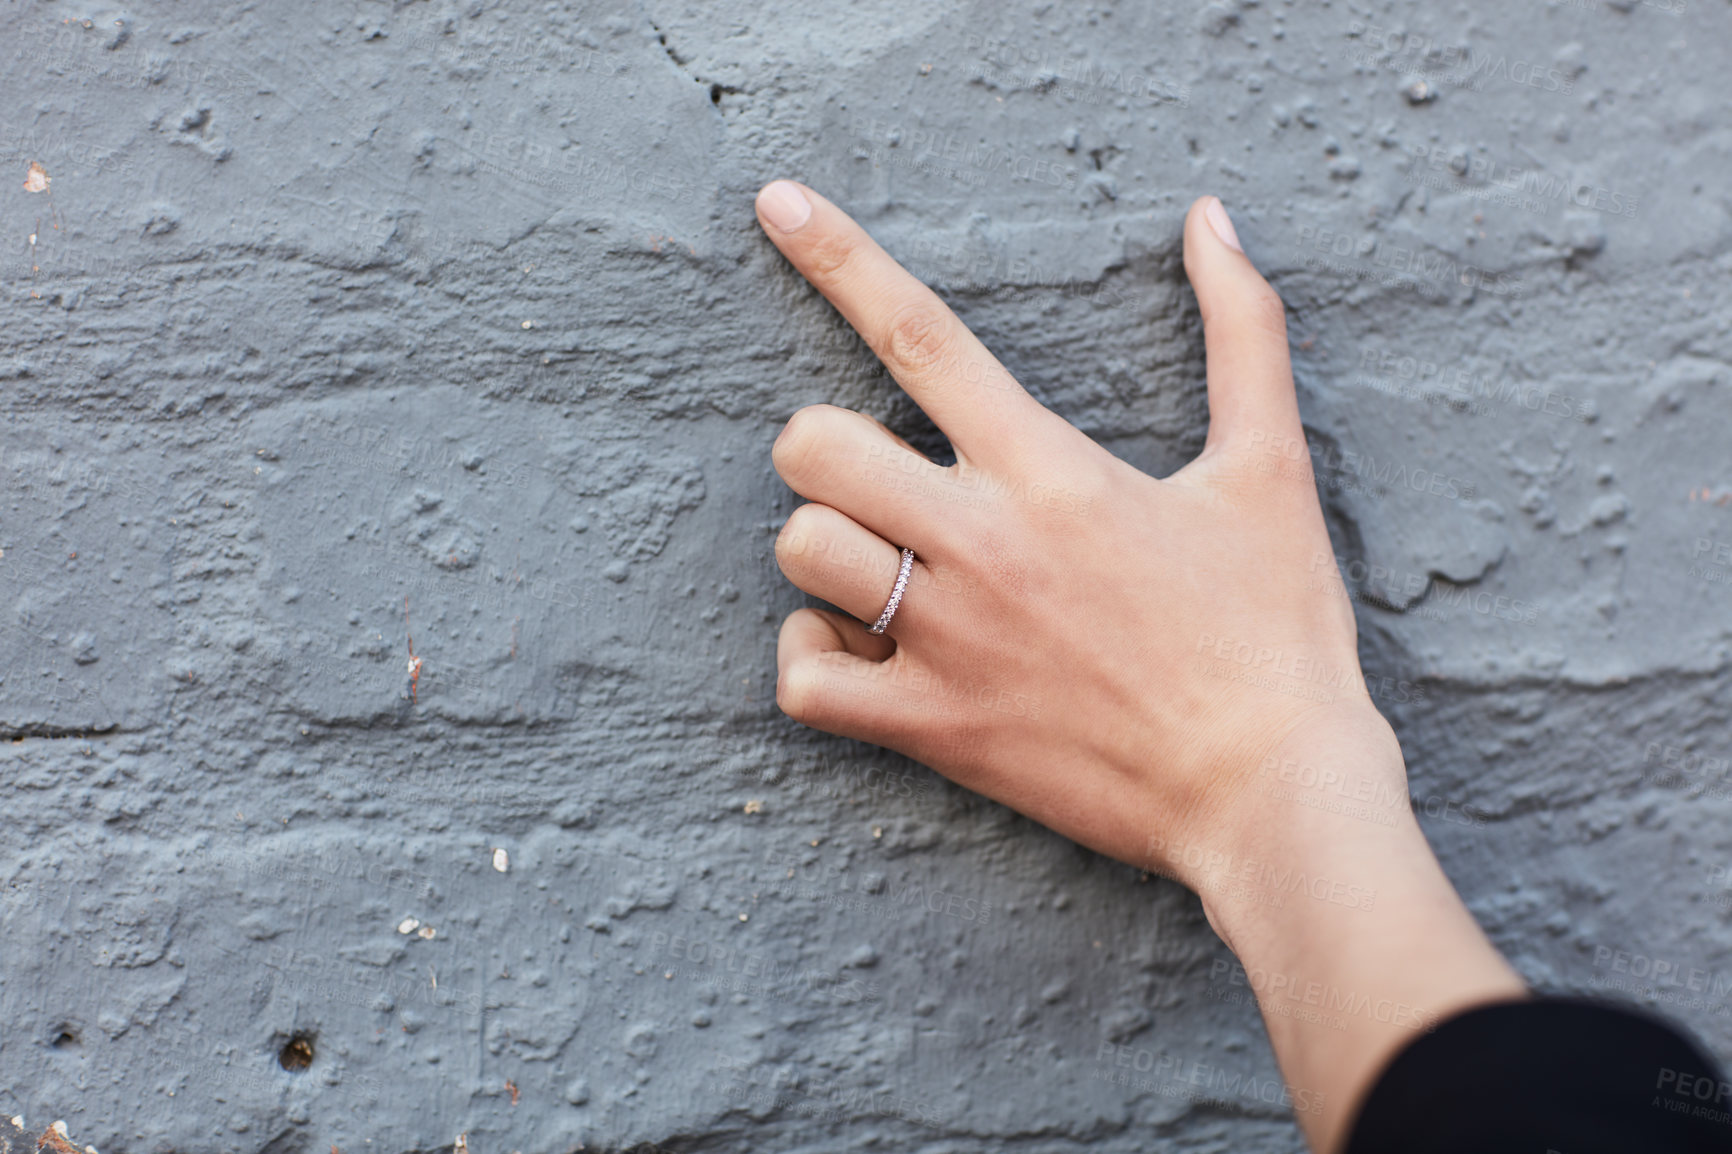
[758,181,813,233]
[1205,196,1243,254]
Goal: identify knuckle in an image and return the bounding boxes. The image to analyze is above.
[803,229,864,281]
[774,504,824,568]
[774,670,802,717]
[776,664,824,724]
[1244,284,1289,340]
[881,302,957,377]
[773,404,841,481]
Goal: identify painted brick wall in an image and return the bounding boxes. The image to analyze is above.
[2,2,1727,1151]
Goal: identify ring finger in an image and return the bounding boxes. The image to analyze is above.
[774,403,988,552]
[775,503,940,641]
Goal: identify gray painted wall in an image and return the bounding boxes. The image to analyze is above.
[2,0,1728,1151]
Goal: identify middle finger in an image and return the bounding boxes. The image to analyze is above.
[774,404,992,548]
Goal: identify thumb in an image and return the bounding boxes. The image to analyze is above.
[1181,196,1302,456]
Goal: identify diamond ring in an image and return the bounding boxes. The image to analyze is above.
[868,547,916,635]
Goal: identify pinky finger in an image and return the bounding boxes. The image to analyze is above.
[779,607,896,664]
[775,608,938,744]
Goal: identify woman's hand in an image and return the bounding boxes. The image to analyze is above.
[756,181,1527,1154]
[757,179,1389,887]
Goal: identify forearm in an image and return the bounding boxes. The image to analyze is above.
[1199,710,1528,1154]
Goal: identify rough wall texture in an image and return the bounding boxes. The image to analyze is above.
[2,0,1729,1151]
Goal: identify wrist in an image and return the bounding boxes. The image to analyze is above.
[1180,704,1412,936]
[1186,708,1526,1154]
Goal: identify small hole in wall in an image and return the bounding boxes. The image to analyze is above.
[51,1024,81,1049]
[279,1033,315,1071]
[710,83,723,105]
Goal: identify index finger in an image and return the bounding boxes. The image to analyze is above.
[755,180,1056,470]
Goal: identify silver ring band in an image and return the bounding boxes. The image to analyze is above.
[868,547,916,635]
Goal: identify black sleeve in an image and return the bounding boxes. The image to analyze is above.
[1345,997,1732,1154]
